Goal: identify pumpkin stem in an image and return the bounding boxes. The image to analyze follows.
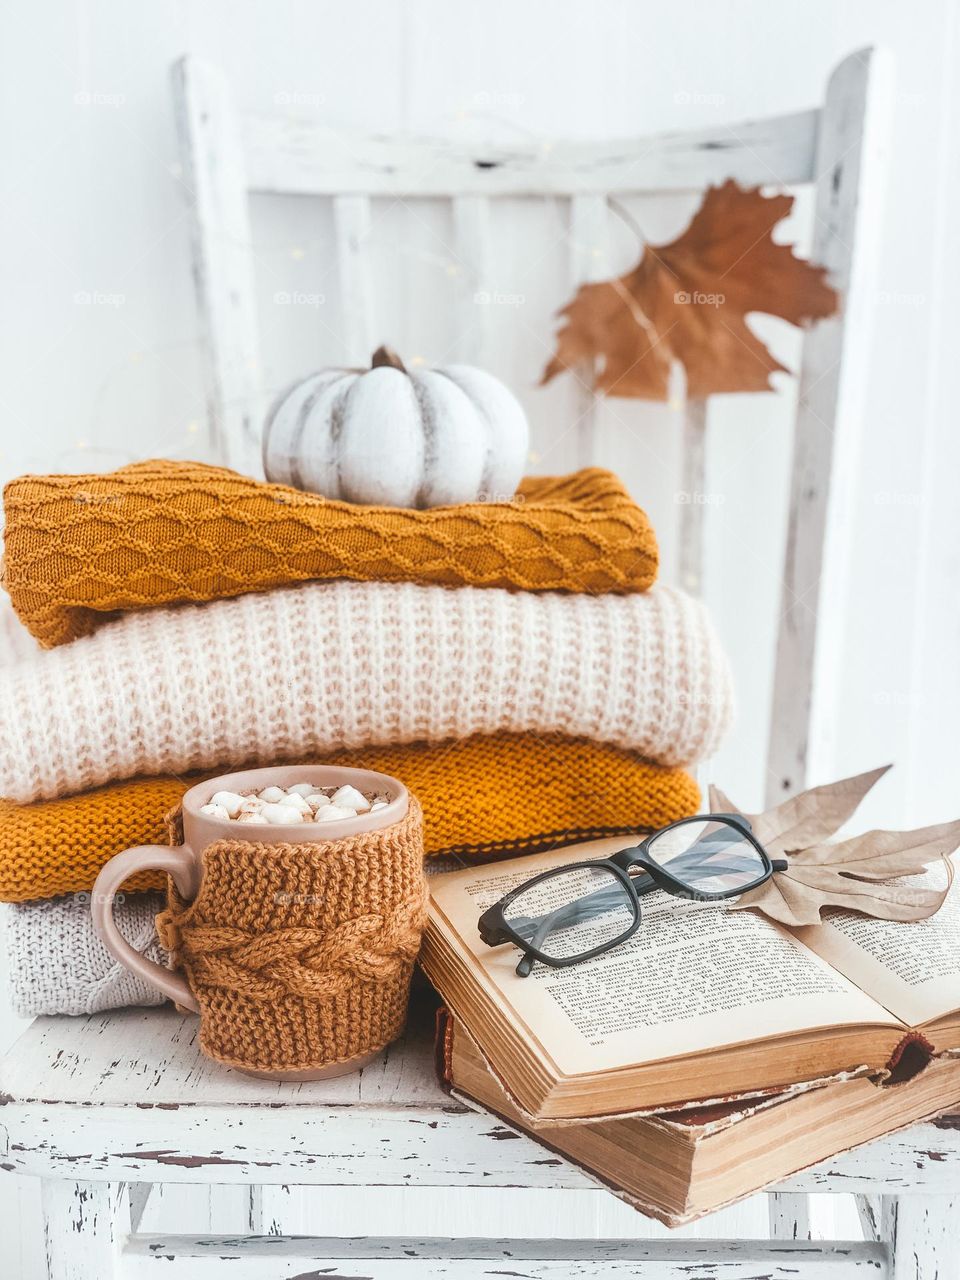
[371,345,407,373]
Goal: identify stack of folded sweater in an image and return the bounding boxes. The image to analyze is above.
[0,460,733,1016]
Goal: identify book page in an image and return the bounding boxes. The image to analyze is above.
[428,838,900,1077]
[794,859,960,1027]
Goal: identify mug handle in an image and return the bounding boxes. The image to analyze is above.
[92,844,202,1012]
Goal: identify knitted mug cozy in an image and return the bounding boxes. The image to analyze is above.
[156,798,427,1075]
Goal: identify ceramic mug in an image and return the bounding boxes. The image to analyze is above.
[92,764,417,1079]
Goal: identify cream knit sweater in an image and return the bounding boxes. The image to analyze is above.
[0,580,733,803]
[2,892,168,1016]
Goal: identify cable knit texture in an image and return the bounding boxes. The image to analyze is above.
[0,735,699,902]
[0,579,732,803]
[2,461,659,647]
[156,799,428,1073]
[2,892,168,1016]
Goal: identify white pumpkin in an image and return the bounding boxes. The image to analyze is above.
[262,346,529,508]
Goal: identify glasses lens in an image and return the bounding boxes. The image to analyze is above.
[646,818,766,894]
[503,865,637,961]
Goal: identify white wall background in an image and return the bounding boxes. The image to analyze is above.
[0,1,957,1274]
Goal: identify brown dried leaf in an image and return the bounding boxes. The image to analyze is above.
[735,860,953,927]
[797,820,960,880]
[709,765,891,856]
[542,180,839,400]
[709,771,960,927]
[733,845,958,928]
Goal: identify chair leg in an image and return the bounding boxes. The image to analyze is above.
[127,1182,153,1232]
[855,1193,881,1243]
[768,1191,813,1240]
[41,1180,129,1280]
[249,1184,289,1235]
[881,1194,960,1280]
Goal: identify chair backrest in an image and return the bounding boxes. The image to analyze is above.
[172,49,890,808]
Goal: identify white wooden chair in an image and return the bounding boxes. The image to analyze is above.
[5,44,959,1280]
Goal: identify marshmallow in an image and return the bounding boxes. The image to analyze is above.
[204,781,378,825]
[260,802,304,824]
[331,784,371,812]
[314,804,357,822]
[258,786,289,804]
[209,790,246,817]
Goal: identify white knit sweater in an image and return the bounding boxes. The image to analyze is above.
[2,893,167,1017]
[0,580,733,803]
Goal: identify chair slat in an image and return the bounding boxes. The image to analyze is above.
[333,194,376,365]
[122,1234,889,1278]
[568,194,610,467]
[453,195,493,365]
[242,109,820,196]
[171,56,263,477]
[766,47,893,804]
[677,399,708,597]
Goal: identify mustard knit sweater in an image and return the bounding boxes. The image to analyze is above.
[2,461,659,647]
[0,735,700,902]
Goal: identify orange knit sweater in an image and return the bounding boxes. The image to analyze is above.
[0,735,699,902]
[2,461,659,647]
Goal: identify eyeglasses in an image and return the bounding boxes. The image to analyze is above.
[478,814,787,977]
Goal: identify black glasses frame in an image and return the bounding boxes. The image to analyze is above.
[477,813,787,976]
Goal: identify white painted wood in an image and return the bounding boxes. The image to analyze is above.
[678,398,708,596]
[856,1194,882,1243]
[453,195,494,365]
[769,1191,814,1241]
[171,57,263,477]
[2,1008,959,1197]
[247,1185,285,1237]
[766,46,893,805]
[245,1183,768,1243]
[122,1234,888,1278]
[41,1179,128,1279]
[0,1005,444,1108]
[127,1183,153,1233]
[242,109,819,196]
[567,194,610,468]
[333,194,376,364]
[881,1195,960,1280]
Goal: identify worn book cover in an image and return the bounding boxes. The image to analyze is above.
[437,1010,960,1225]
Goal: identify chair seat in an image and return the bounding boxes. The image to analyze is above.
[2,996,960,1198]
[0,994,596,1190]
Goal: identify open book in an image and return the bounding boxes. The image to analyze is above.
[421,837,960,1119]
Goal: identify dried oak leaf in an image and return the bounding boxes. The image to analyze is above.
[542,180,839,399]
[710,765,892,856]
[708,769,960,928]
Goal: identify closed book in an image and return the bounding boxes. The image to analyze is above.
[437,1010,960,1226]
